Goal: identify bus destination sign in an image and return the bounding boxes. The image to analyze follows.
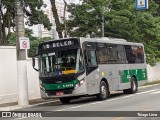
[42,40,75,50]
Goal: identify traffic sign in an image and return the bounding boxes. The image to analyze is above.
[19,37,30,49]
[136,0,148,10]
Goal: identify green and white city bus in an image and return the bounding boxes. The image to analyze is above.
[32,37,148,104]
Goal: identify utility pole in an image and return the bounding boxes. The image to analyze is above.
[101,0,112,37]
[15,0,29,106]
[0,0,2,42]
[102,12,105,37]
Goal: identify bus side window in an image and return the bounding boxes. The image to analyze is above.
[125,45,136,63]
[86,50,98,67]
[132,46,144,63]
[96,43,109,64]
[117,45,126,63]
[107,44,118,63]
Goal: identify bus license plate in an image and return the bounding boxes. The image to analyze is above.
[56,91,64,96]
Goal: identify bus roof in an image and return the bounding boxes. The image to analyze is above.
[79,37,144,46]
[39,37,144,46]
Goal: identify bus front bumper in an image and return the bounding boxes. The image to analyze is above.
[40,82,87,99]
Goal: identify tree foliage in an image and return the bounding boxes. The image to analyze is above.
[66,0,160,65]
[8,28,51,57]
[0,0,52,45]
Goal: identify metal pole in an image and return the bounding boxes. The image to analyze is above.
[15,0,29,106]
[101,0,112,37]
[102,13,104,37]
[0,0,2,42]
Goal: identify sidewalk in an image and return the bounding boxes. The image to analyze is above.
[0,98,59,111]
[0,83,159,111]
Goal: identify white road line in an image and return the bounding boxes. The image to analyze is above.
[136,89,159,95]
[30,99,59,106]
[55,89,159,111]
[144,106,160,111]
[150,91,160,94]
[13,89,160,119]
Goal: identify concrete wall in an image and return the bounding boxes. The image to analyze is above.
[0,46,40,104]
[0,46,160,104]
[147,63,160,81]
[0,46,18,104]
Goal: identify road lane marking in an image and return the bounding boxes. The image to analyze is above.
[150,91,160,94]
[112,117,123,120]
[143,109,150,111]
[143,106,160,111]
[30,99,59,106]
[55,89,159,111]
[13,88,160,120]
[56,104,90,111]
[136,89,159,95]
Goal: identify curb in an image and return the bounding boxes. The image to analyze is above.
[0,100,59,111]
[0,83,159,111]
[139,83,160,89]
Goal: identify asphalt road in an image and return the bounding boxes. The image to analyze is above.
[1,84,160,120]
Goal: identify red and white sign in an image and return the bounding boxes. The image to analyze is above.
[19,37,30,49]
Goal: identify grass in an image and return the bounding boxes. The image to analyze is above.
[143,80,160,86]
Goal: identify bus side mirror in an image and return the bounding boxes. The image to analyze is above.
[32,57,39,71]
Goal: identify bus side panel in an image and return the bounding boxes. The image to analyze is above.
[98,64,118,92]
[118,63,148,90]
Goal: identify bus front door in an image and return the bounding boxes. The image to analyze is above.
[85,50,99,95]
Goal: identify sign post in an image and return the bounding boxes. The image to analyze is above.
[136,0,148,10]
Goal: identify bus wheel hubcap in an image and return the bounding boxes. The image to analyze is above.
[101,85,106,96]
[132,81,136,91]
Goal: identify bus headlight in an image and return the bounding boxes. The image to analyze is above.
[74,78,85,89]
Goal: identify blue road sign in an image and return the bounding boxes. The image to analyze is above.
[136,0,148,10]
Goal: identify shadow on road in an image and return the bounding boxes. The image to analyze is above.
[31,91,125,109]
[67,91,125,105]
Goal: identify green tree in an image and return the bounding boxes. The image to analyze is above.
[28,36,51,57]
[0,0,52,45]
[8,28,51,57]
[66,0,160,65]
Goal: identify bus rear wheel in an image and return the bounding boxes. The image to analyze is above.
[97,81,109,100]
[59,97,71,104]
[123,77,138,94]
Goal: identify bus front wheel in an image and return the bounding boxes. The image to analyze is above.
[123,77,138,94]
[59,97,71,104]
[97,81,109,100]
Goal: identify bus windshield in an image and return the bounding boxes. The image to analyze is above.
[39,49,84,77]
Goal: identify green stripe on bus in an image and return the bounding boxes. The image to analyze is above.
[121,69,147,83]
[42,79,79,90]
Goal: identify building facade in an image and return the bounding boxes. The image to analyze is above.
[31,0,80,39]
